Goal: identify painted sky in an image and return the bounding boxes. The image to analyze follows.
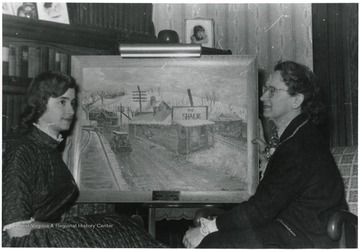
[83,62,251,107]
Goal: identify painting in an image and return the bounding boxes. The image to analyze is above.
[185,19,214,48]
[37,2,69,24]
[70,55,258,203]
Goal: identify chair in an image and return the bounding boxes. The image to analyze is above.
[193,208,358,248]
[327,210,358,248]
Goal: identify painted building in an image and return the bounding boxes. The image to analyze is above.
[128,103,215,154]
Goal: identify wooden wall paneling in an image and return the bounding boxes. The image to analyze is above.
[110,4,116,29]
[211,4,227,50]
[341,4,354,146]
[250,4,271,76]
[329,4,345,146]
[144,4,154,35]
[349,5,358,145]
[66,3,155,36]
[312,4,332,144]
[123,3,131,32]
[117,4,124,30]
[227,4,247,55]
[313,3,358,146]
[139,4,146,34]
[278,4,294,61]
[293,4,313,67]
[344,4,358,146]
[104,4,109,29]
[268,4,283,64]
[128,4,135,32]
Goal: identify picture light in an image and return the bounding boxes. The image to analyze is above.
[119,44,201,58]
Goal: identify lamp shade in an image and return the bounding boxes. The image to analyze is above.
[119,44,201,58]
[157,30,179,43]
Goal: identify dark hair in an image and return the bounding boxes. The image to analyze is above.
[44,3,53,9]
[274,61,325,125]
[20,71,77,130]
[193,25,205,34]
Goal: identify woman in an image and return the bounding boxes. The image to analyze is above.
[183,61,347,248]
[2,71,163,247]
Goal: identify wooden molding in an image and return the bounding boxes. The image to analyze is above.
[3,15,158,54]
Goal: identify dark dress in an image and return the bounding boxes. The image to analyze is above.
[199,114,348,248]
[2,127,163,247]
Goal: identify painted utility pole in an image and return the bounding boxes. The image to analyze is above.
[132,86,147,113]
[187,88,194,106]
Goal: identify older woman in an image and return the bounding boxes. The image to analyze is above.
[183,61,347,248]
[2,71,163,247]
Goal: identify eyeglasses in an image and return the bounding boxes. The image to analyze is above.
[262,86,288,98]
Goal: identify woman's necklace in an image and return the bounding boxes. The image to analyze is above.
[260,119,309,180]
[263,119,309,161]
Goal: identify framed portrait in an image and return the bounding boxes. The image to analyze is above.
[70,55,258,203]
[185,19,215,48]
[3,2,38,19]
[37,2,69,24]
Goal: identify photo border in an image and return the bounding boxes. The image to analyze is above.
[185,19,215,48]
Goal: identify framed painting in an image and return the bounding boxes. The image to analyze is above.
[70,55,259,203]
[37,2,69,24]
[185,19,214,48]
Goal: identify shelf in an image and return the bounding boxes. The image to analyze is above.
[3,76,31,93]
[3,15,158,54]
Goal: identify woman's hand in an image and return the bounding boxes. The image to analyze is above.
[252,120,267,161]
[252,120,269,172]
[183,227,206,248]
[5,221,54,239]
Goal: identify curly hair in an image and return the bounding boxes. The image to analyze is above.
[20,71,77,130]
[274,61,326,125]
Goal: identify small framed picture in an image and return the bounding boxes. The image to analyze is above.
[37,2,69,24]
[3,2,38,19]
[185,19,214,48]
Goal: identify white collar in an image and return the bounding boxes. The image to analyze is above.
[32,123,64,142]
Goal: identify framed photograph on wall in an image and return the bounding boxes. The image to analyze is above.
[70,55,258,203]
[37,2,69,24]
[3,2,38,19]
[185,19,214,48]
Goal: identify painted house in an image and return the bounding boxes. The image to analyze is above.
[128,103,214,154]
[212,113,247,140]
[89,108,118,127]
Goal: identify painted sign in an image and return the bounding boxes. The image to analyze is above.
[172,106,208,122]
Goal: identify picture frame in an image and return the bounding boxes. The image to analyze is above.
[37,2,69,24]
[70,55,258,203]
[2,2,38,19]
[185,19,215,48]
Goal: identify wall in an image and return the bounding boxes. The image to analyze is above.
[312,4,358,147]
[153,3,313,79]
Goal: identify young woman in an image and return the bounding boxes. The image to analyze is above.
[2,71,163,247]
[190,25,209,45]
[183,61,347,248]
